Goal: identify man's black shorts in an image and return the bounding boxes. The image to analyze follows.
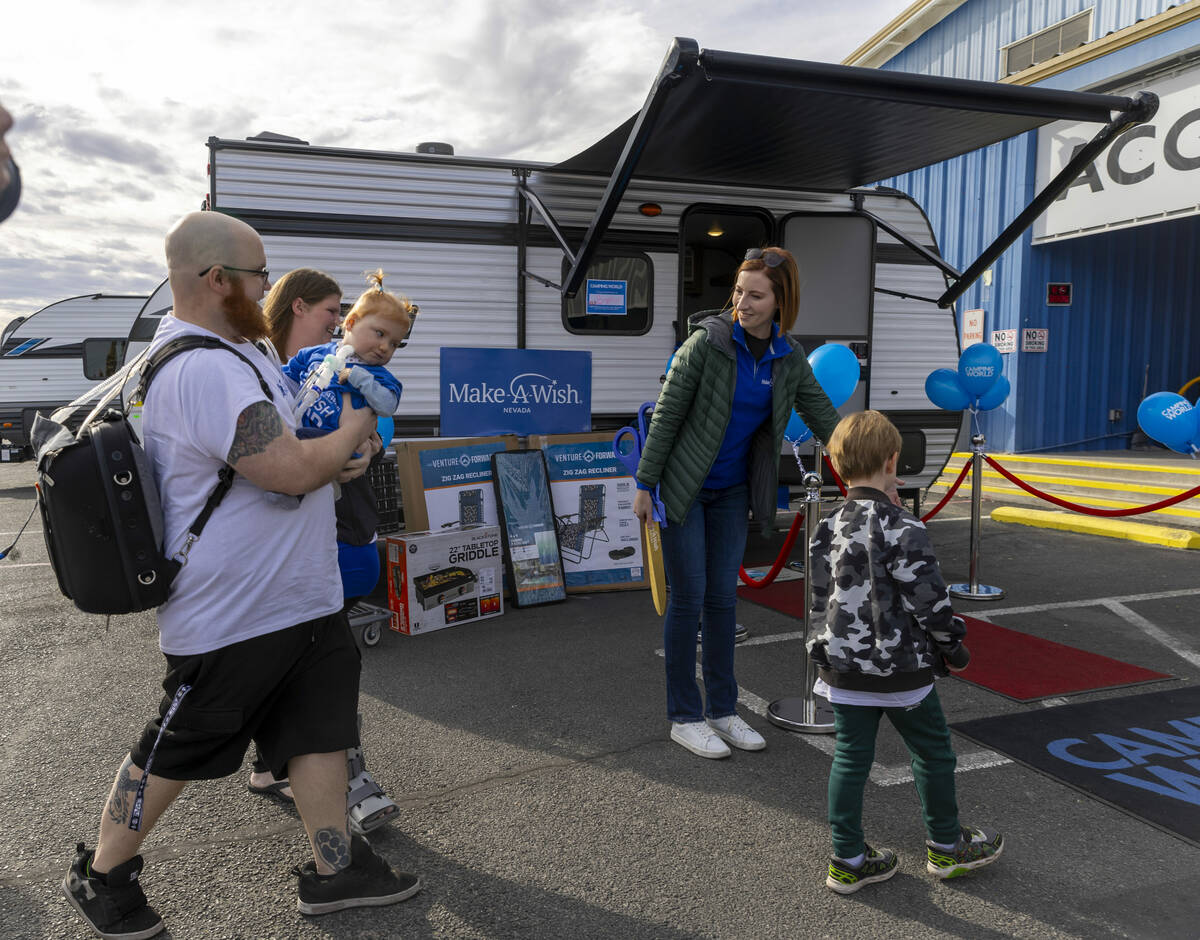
[130,612,360,781]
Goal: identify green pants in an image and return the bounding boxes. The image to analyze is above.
[828,686,960,859]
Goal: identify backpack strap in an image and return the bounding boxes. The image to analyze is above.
[138,336,278,566]
[135,335,275,403]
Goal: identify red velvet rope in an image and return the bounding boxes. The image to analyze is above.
[920,459,972,522]
[739,509,804,588]
[983,454,1200,517]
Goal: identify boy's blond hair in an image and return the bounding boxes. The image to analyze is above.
[827,410,902,482]
[343,269,416,333]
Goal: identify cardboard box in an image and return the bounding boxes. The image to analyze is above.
[384,526,504,635]
[394,436,519,532]
[529,431,648,594]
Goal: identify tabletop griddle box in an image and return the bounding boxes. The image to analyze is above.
[384,526,503,636]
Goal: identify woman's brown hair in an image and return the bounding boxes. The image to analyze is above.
[262,268,342,359]
[728,246,803,333]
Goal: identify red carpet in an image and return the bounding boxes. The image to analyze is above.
[738,580,1171,701]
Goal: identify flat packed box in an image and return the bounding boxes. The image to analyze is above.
[385,526,504,636]
[529,431,648,594]
[394,436,519,532]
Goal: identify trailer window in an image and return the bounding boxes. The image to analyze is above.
[562,253,652,335]
[82,338,129,380]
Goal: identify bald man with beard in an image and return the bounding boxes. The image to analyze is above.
[62,212,422,939]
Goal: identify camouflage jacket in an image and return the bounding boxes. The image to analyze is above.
[807,486,966,692]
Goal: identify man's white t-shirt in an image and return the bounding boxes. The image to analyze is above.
[142,316,341,655]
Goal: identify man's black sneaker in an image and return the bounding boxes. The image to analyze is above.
[296,834,421,915]
[826,844,899,894]
[62,842,164,939]
[926,825,1004,879]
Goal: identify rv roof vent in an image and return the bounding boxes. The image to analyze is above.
[416,141,454,156]
[248,131,310,145]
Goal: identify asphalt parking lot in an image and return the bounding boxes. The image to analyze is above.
[0,460,1196,939]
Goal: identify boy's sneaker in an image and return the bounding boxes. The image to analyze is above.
[62,842,164,939]
[296,833,422,915]
[706,714,766,751]
[670,720,731,759]
[826,844,899,894]
[926,825,1004,879]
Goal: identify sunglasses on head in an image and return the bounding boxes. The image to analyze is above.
[744,248,785,268]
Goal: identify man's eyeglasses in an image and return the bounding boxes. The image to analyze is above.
[744,248,785,268]
[198,264,270,282]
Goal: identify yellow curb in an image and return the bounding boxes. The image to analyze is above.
[938,465,1200,498]
[990,507,1200,549]
[952,452,1200,478]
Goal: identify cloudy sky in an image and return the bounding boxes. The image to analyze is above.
[0,0,913,326]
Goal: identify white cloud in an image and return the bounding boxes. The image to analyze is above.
[0,0,912,323]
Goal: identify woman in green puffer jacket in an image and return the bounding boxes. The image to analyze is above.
[633,246,841,760]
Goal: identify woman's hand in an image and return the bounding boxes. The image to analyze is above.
[886,477,906,507]
[337,451,371,483]
[633,488,652,525]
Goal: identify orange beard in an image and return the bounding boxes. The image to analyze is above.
[222,275,269,342]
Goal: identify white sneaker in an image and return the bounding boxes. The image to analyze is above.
[670,721,732,759]
[706,714,767,751]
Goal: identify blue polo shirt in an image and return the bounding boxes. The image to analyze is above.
[703,321,789,489]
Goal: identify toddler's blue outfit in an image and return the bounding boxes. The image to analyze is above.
[283,340,403,430]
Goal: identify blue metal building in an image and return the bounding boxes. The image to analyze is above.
[846,1,1200,452]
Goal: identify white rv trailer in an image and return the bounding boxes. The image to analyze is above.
[0,293,148,451]
[126,39,1153,497]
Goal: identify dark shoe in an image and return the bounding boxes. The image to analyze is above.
[62,842,164,939]
[826,844,899,894]
[926,825,1004,879]
[296,834,421,915]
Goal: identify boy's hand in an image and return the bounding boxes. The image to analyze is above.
[338,367,352,383]
[942,643,971,673]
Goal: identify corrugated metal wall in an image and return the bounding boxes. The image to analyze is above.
[1019,216,1200,451]
[876,0,1187,451]
[884,0,1177,82]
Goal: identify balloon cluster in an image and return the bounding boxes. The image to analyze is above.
[785,344,861,443]
[925,343,1010,412]
[1137,393,1200,456]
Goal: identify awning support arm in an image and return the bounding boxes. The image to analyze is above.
[516,173,575,264]
[561,38,699,299]
[852,194,962,280]
[873,286,945,306]
[937,91,1158,309]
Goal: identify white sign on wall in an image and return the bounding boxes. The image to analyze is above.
[1022,328,1049,352]
[962,309,985,345]
[1033,65,1200,243]
[991,329,1018,353]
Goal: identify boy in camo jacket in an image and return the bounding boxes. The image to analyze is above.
[807,410,1003,894]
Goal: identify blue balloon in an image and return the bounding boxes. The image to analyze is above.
[925,368,971,411]
[808,343,861,408]
[1137,392,1199,454]
[376,415,394,446]
[976,374,1011,411]
[957,343,1003,398]
[785,411,812,444]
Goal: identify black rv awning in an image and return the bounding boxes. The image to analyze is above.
[546,38,1156,303]
[553,46,1129,191]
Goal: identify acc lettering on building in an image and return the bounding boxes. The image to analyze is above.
[1034,65,1200,243]
[440,347,592,437]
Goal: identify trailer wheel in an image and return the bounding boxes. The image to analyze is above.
[362,621,382,647]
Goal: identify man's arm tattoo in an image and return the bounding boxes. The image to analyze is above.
[105,756,140,826]
[227,401,284,464]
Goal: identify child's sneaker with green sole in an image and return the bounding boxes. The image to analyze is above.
[825,844,899,894]
[926,825,1004,879]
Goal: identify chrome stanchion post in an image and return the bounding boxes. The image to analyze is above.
[767,445,835,734]
[948,432,1005,601]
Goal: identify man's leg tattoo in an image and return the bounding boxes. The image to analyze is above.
[315,828,352,872]
[105,756,141,826]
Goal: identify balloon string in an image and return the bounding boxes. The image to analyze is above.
[984,454,1200,516]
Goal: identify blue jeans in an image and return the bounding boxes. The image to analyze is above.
[661,483,749,723]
